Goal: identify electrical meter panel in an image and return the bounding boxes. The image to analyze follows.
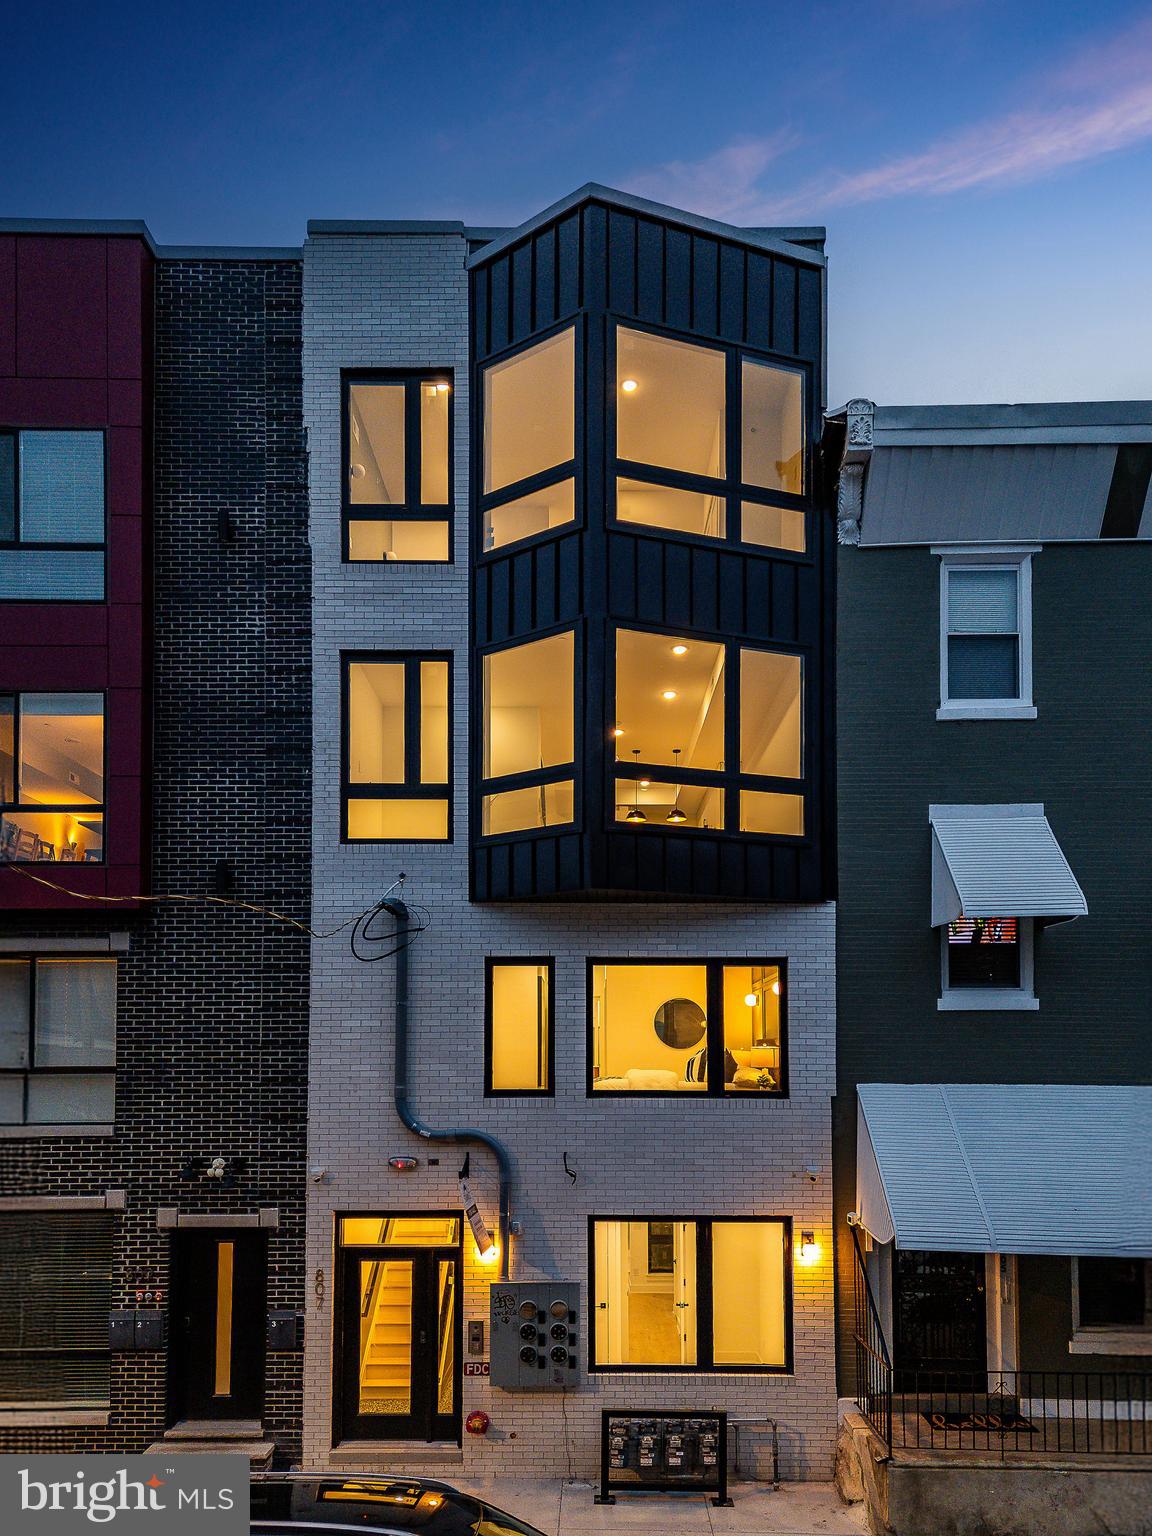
[490,1280,578,1390]
[599,1411,728,1501]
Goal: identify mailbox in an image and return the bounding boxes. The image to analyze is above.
[109,1311,166,1351]
[266,1310,303,1350]
[598,1410,731,1505]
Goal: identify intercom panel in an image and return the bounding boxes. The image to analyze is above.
[490,1280,578,1390]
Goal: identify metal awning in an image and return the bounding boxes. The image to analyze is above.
[856,1083,1152,1256]
[930,803,1087,926]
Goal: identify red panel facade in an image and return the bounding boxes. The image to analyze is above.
[0,234,152,910]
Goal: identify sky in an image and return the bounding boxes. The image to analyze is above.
[2,0,1151,405]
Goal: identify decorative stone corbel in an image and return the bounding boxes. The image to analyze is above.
[836,399,875,546]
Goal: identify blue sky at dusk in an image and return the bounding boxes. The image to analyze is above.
[2,0,1151,404]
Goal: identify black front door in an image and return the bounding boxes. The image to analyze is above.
[894,1249,987,1384]
[338,1245,461,1443]
[169,1231,267,1422]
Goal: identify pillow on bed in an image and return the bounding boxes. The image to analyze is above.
[732,1065,777,1090]
[624,1067,680,1090]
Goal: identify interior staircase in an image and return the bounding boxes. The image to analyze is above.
[359,1260,413,1409]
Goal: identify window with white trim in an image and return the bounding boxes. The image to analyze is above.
[1071,1257,1152,1355]
[938,552,1035,719]
[939,917,1037,1011]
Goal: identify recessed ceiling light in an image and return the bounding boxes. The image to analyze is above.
[436,382,450,393]
[612,727,624,737]
[661,689,677,701]
[640,779,651,788]
[621,378,638,393]
[671,644,688,656]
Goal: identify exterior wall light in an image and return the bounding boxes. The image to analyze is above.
[798,1231,820,1265]
[477,1243,500,1265]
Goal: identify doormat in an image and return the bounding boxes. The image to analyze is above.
[921,1408,1037,1432]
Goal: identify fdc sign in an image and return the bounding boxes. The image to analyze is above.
[0,1455,248,1533]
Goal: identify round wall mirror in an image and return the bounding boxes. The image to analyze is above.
[653,998,707,1049]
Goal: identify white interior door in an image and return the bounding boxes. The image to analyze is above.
[673,1221,697,1365]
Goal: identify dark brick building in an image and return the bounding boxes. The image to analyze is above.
[0,227,310,1464]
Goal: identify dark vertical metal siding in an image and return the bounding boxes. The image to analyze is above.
[470,197,827,902]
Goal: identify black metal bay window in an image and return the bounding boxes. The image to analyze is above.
[480,628,576,835]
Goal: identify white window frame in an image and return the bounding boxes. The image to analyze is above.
[934,546,1037,721]
[1069,1257,1152,1356]
[938,917,1038,1011]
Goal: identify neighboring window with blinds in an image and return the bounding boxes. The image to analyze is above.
[0,1212,113,1406]
[0,430,106,601]
[939,556,1034,716]
[946,917,1020,988]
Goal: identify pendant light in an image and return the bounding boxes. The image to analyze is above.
[625,748,647,822]
[666,747,687,823]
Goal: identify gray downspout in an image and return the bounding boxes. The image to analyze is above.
[383,897,513,1279]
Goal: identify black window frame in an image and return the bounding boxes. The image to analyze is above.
[0,688,108,864]
[609,620,808,842]
[340,652,453,845]
[475,319,582,561]
[945,917,1022,990]
[341,370,455,565]
[585,956,789,1100]
[608,318,813,561]
[587,1214,794,1374]
[476,621,581,842]
[0,955,117,1127]
[483,956,556,1098]
[0,427,108,604]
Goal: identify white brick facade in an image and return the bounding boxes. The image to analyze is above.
[303,229,838,1480]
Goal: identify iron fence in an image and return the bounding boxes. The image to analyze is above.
[851,1225,893,1451]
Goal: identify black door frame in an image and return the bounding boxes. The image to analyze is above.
[168,1229,268,1424]
[334,1231,463,1445]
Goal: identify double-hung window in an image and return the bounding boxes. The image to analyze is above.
[613,627,805,836]
[480,629,575,835]
[343,654,451,842]
[591,1217,791,1371]
[938,551,1036,719]
[344,374,452,562]
[480,327,576,553]
[614,325,807,555]
[589,959,786,1095]
[0,692,105,863]
[0,957,117,1125]
[0,430,106,601]
[0,1212,114,1406]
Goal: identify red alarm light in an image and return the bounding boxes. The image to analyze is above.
[389,1157,418,1171]
[465,1410,490,1436]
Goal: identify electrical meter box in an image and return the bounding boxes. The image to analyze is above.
[490,1280,578,1390]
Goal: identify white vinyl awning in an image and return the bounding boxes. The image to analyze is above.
[930,803,1087,926]
[856,1083,1152,1257]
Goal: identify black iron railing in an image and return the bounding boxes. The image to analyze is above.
[851,1225,893,1452]
[890,1371,1152,1457]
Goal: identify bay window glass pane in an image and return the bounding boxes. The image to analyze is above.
[19,432,105,542]
[419,662,449,785]
[35,960,117,1068]
[347,663,405,783]
[0,810,103,863]
[482,781,573,836]
[590,963,708,1091]
[741,501,806,553]
[0,549,105,600]
[613,779,723,830]
[741,361,804,495]
[616,479,725,540]
[617,328,725,479]
[489,963,550,1091]
[26,1074,114,1124]
[593,1220,697,1366]
[948,568,1018,632]
[346,798,448,841]
[721,965,782,1093]
[0,961,30,1068]
[614,630,724,771]
[348,384,405,504]
[0,1076,24,1123]
[947,636,1019,699]
[484,478,574,551]
[483,633,574,780]
[740,790,803,836]
[347,520,449,562]
[740,650,802,779]
[0,436,15,540]
[19,694,103,807]
[947,917,1020,988]
[0,695,13,802]
[419,382,450,504]
[711,1221,787,1366]
[483,329,574,494]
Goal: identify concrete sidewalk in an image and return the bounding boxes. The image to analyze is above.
[463,1478,867,1535]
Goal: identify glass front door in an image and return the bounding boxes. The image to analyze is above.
[338,1218,461,1443]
